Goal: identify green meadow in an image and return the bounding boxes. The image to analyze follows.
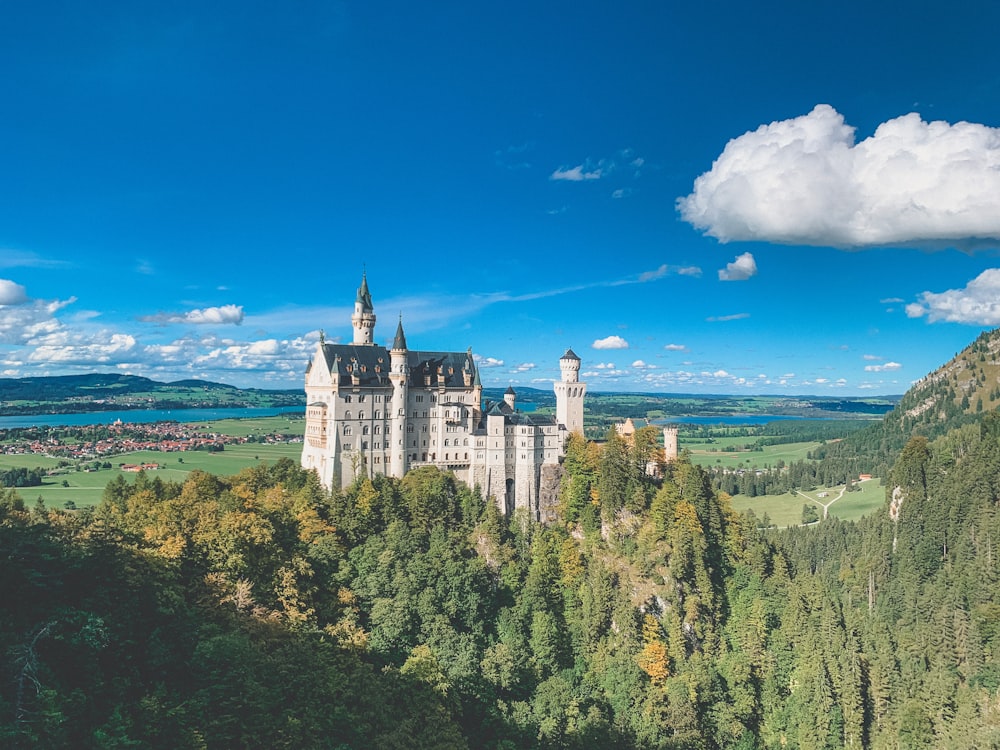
[729,477,886,528]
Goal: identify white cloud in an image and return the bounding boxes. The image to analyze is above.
[638,264,669,282]
[664,343,687,352]
[592,335,629,350]
[863,354,882,361]
[594,362,616,369]
[612,188,633,199]
[706,312,750,322]
[0,250,68,269]
[0,279,29,305]
[474,355,505,368]
[632,360,657,370]
[865,361,902,372]
[140,304,245,326]
[906,269,1000,325]
[678,104,1000,249]
[512,362,535,373]
[550,164,604,181]
[29,332,136,364]
[718,252,758,281]
[880,297,904,304]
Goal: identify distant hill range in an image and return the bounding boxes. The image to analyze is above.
[0,374,303,416]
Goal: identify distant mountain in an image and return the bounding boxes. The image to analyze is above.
[0,373,303,415]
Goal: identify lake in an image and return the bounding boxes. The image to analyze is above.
[0,407,304,429]
[654,415,839,426]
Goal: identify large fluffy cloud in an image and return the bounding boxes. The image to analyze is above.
[678,105,1000,249]
[906,268,1000,325]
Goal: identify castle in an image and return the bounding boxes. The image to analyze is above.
[300,274,587,520]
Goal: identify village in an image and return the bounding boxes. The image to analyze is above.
[0,419,294,463]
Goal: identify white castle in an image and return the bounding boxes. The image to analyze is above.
[301,274,587,520]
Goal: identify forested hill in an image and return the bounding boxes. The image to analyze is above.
[0,374,303,415]
[815,327,1000,477]
[5,425,1000,746]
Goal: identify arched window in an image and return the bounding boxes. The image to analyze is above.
[344,410,352,420]
[359,411,365,420]
[362,426,369,435]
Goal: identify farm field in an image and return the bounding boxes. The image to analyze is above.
[196,414,302,437]
[2,439,303,509]
[729,477,886,528]
[684,437,821,470]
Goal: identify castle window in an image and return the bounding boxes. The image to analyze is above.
[422,425,428,432]
[464,438,469,446]
[344,426,352,435]
[374,425,381,435]
[411,440,416,447]
[344,395,352,403]
[375,411,381,420]
[465,453,468,460]
[358,394,366,402]
[445,410,450,418]
[415,395,423,402]
[407,425,414,433]
[359,411,365,420]
[344,411,352,420]
[363,426,369,435]
[362,441,368,449]
[430,394,436,403]
[374,456,380,464]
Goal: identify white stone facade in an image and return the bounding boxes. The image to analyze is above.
[301,275,586,520]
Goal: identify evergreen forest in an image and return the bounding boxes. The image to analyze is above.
[3,415,1000,748]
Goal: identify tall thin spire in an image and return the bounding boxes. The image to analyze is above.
[356,271,373,312]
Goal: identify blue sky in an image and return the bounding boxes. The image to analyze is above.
[3,1,1000,395]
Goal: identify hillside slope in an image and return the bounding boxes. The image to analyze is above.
[818,327,1000,475]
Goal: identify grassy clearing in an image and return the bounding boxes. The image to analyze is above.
[729,478,886,528]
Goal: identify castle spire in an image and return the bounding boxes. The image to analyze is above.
[392,315,407,351]
[356,271,373,312]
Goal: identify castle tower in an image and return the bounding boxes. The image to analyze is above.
[389,316,409,478]
[504,385,516,410]
[553,348,586,435]
[663,426,679,462]
[351,272,376,345]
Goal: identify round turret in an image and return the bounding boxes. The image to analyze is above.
[504,385,517,410]
[559,348,581,383]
